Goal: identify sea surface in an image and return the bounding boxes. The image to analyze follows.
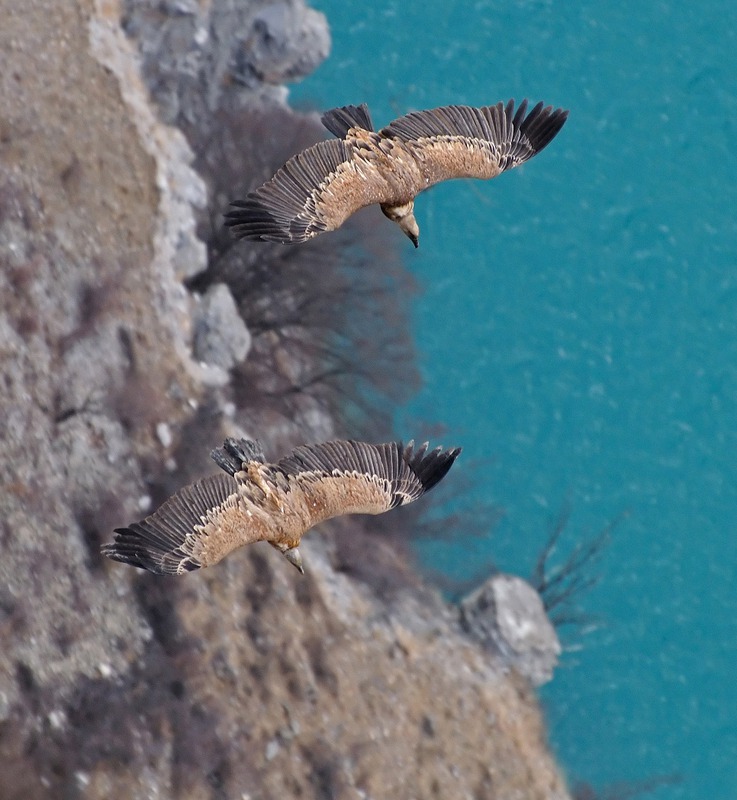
[290,2,737,797]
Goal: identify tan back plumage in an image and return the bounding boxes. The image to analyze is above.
[102,438,461,575]
[225,99,568,244]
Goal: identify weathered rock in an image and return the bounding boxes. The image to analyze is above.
[192,282,252,371]
[121,0,331,125]
[460,573,562,687]
[0,0,206,711]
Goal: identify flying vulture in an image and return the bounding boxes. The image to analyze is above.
[225,98,568,247]
[102,437,461,575]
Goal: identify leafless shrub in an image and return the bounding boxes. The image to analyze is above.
[57,266,127,354]
[530,500,624,632]
[109,362,170,441]
[73,491,128,573]
[189,104,420,442]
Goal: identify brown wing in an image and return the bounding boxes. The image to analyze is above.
[224,138,395,244]
[274,439,461,527]
[380,99,568,192]
[101,472,270,575]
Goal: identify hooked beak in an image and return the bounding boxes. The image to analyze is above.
[407,231,419,248]
[283,547,304,574]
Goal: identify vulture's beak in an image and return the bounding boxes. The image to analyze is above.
[284,547,305,574]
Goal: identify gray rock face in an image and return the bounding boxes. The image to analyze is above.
[242,2,331,87]
[192,282,252,370]
[460,573,562,687]
[121,0,331,124]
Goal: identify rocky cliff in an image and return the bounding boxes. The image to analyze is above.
[0,1,569,797]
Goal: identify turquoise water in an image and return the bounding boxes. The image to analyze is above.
[291,2,737,797]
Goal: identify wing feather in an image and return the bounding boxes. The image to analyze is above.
[225,138,390,244]
[380,99,568,190]
[101,473,256,575]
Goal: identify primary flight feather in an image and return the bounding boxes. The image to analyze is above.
[102,437,461,575]
[225,98,568,247]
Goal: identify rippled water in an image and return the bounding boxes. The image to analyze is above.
[291,2,737,796]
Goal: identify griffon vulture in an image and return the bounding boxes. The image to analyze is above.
[225,98,568,247]
[102,437,461,575]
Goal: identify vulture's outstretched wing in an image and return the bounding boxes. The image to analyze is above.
[381,99,568,191]
[224,138,390,243]
[101,472,248,575]
[102,438,461,576]
[276,439,461,526]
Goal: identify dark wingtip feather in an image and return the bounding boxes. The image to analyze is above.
[404,441,462,494]
[211,438,266,476]
[516,99,569,155]
[101,528,200,576]
[224,199,318,244]
[224,199,294,242]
